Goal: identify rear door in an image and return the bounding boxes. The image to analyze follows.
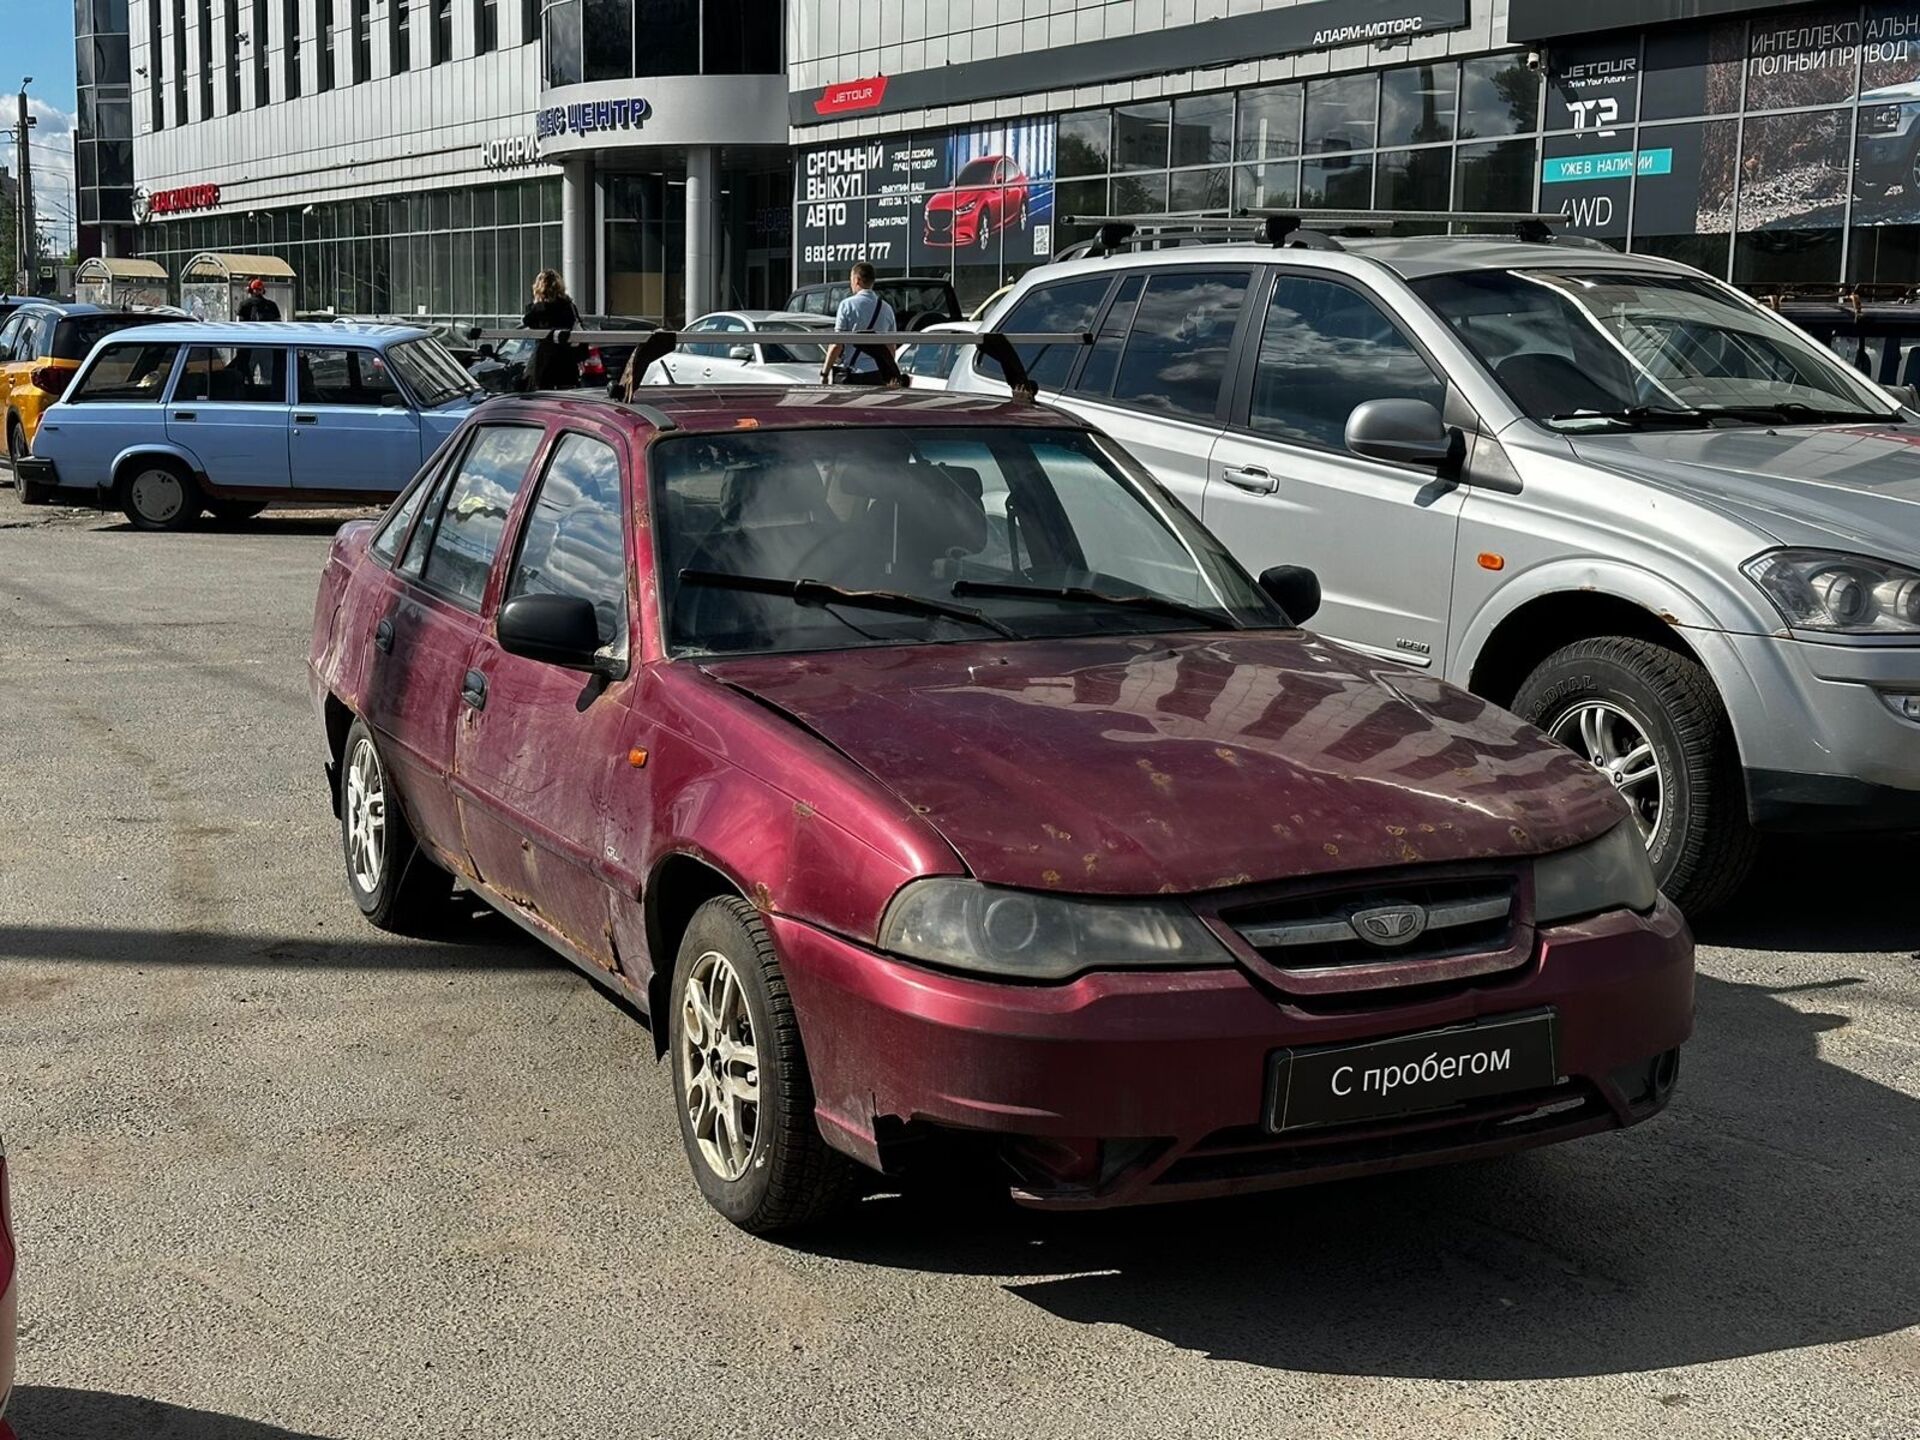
[290,346,422,494]
[1206,269,1463,666]
[455,425,639,969]
[168,344,293,492]
[30,338,187,487]
[361,422,547,861]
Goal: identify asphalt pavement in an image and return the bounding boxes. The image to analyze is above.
[1,502,1916,1439]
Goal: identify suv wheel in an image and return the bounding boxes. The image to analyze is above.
[668,896,858,1233]
[118,458,201,531]
[7,420,44,504]
[1512,637,1758,916]
[339,717,451,932]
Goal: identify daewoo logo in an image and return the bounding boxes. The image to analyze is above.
[814,76,889,116]
[1351,904,1429,947]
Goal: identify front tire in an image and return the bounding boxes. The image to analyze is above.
[118,458,201,531]
[1512,637,1758,917]
[668,896,858,1233]
[339,718,451,933]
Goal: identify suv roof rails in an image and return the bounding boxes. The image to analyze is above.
[469,326,1093,404]
[1056,208,1570,259]
[1740,280,1920,312]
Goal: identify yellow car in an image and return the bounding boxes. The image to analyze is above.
[2,302,179,498]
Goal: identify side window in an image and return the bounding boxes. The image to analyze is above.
[1248,275,1446,450]
[1072,274,1144,399]
[68,342,183,402]
[982,275,1113,389]
[28,313,57,359]
[408,426,544,607]
[176,346,288,403]
[505,432,627,648]
[0,315,25,360]
[1109,269,1250,421]
[297,347,403,406]
[370,463,439,567]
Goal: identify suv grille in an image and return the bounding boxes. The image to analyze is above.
[1219,875,1524,995]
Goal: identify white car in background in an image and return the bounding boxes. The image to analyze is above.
[896,321,980,391]
[640,311,833,386]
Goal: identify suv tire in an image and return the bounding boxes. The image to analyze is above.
[339,717,451,933]
[668,896,859,1233]
[7,420,46,504]
[1513,637,1758,917]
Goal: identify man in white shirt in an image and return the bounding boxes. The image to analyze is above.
[820,261,896,386]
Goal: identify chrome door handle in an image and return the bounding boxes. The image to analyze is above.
[293,413,318,424]
[1221,464,1278,495]
[172,410,197,421]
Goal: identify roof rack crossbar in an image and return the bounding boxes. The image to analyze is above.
[1061,207,1568,252]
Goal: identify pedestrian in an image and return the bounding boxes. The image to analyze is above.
[819,261,897,387]
[522,268,583,391]
[237,277,280,321]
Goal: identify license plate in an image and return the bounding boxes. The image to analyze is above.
[1265,1011,1558,1133]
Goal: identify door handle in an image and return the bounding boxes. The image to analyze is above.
[460,669,488,711]
[373,617,394,654]
[293,413,318,424]
[172,410,197,421]
[1221,464,1279,495]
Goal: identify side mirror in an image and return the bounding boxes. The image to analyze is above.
[497,593,611,673]
[1259,565,1321,627]
[1887,382,1919,410]
[1345,398,1461,468]
[727,344,754,362]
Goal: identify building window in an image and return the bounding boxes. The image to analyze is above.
[171,0,187,123]
[477,0,498,54]
[225,0,241,111]
[198,0,213,117]
[284,0,302,98]
[391,0,410,72]
[353,0,371,79]
[149,0,164,127]
[433,0,451,62]
[252,0,268,105]
[522,0,536,46]
[318,0,335,90]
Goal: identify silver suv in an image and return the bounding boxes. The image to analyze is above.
[950,221,1920,914]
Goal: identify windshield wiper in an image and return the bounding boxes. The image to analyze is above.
[678,570,1018,638]
[1547,404,1712,427]
[950,579,1238,631]
[1688,401,1898,425]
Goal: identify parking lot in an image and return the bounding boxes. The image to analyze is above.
[2,502,1917,1439]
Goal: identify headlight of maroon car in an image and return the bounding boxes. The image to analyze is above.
[880,880,1232,980]
[1533,822,1660,925]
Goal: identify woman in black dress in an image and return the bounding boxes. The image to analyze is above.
[521,269,582,390]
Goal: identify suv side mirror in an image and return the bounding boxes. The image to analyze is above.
[1258,565,1321,627]
[498,593,610,673]
[727,344,754,362]
[1346,398,1462,468]
[1887,382,1919,410]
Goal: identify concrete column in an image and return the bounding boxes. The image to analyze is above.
[562,155,595,310]
[685,145,717,322]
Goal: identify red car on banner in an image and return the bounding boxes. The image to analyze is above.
[924,155,1030,252]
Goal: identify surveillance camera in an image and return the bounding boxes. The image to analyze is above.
[302,203,316,215]
[1526,50,1543,72]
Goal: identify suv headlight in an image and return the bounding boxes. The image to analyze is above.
[1742,549,1920,635]
[879,879,1230,980]
[1534,823,1659,926]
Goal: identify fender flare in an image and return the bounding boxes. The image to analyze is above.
[109,442,205,492]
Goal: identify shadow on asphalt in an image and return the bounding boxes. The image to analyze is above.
[799,969,1918,1380]
[1693,834,1920,953]
[89,514,379,538]
[6,1387,337,1439]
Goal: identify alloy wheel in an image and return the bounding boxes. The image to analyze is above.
[343,736,388,893]
[1549,699,1666,848]
[679,948,761,1182]
[128,467,187,526]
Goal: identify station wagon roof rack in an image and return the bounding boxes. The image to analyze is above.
[1056,208,1571,259]
[470,326,1095,403]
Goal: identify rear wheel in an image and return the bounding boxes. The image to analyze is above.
[339,718,451,933]
[118,458,200,531]
[668,896,859,1233]
[7,420,44,504]
[1512,637,1758,917]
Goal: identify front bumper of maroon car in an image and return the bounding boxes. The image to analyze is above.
[772,898,1693,1208]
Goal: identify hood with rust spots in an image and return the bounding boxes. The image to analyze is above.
[701,632,1625,895]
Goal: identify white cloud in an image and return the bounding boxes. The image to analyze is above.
[6,98,81,253]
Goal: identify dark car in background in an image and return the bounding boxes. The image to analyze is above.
[785,277,962,331]
[1751,287,1920,391]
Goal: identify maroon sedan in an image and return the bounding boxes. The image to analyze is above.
[308,386,1692,1232]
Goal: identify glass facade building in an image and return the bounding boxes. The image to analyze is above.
[75,0,138,248]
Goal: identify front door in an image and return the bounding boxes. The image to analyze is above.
[168,343,294,492]
[1205,271,1464,667]
[364,422,548,862]
[455,427,637,971]
[291,346,422,494]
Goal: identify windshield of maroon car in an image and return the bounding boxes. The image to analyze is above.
[652,425,1283,657]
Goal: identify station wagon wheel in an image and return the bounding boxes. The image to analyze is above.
[338,717,451,933]
[1514,636,1758,918]
[667,896,858,1232]
[117,457,200,532]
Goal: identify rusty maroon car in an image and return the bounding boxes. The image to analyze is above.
[307,385,1693,1232]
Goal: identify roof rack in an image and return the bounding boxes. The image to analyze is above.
[1739,280,1920,313]
[1056,208,1570,259]
[467,326,1093,402]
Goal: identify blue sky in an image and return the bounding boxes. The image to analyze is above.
[2,0,82,252]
